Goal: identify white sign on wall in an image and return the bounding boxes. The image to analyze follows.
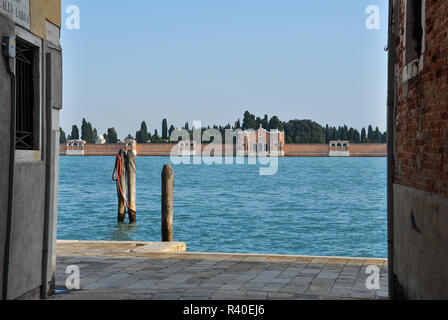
[0,0,30,30]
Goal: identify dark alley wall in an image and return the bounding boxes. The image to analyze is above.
[390,0,448,299]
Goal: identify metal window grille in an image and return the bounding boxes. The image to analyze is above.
[15,41,35,150]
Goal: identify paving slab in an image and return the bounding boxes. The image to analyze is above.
[50,241,388,300]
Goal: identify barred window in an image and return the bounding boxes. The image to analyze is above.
[15,40,35,150]
[405,0,424,64]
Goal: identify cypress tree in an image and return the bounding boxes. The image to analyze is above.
[81,118,89,142]
[168,125,175,138]
[347,128,354,142]
[70,125,79,140]
[268,116,283,131]
[107,127,118,143]
[59,127,67,143]
[242,111,257,130]
[361,128,367,143]
[353,129,361,143]
[374,127,381,143]
[341,125,348,140]
[136,121,150,143]
[235,119,241,129]
[262,115,269,129]
[368,125,374,142]
[162,119,168,140]
[330,127,336,141]
[81,118,96,143]
[87,122,94,143]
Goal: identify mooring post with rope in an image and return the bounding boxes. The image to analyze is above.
[113,150,136,223]
[126,150,137,223]
[116,150,127,222]
[161,164,174,242]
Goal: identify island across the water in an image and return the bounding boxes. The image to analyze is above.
[60,141,386,157]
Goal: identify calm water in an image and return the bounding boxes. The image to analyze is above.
[58,156,387,258]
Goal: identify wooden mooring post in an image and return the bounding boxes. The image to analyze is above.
[117,149,127,222]
[161,164,174,242]
[126,150,137,223]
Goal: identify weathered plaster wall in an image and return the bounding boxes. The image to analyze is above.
[393,184,448,299]
[8,163,46,299]
[1,1,62,299]
[30,0,61,39]
[0,14,14,300]
[43,42,63,298]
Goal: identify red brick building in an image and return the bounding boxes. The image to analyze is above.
[388,0,448,299]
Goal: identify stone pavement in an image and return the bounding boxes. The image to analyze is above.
[50,242,388,300]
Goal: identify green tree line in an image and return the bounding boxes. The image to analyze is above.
[60,112,387,145]
[60,118,173,144]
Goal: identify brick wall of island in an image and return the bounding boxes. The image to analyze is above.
[60,143,386,157]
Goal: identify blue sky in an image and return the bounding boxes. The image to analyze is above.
[60,0,388,139]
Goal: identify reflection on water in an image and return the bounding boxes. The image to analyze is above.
[110,222,138,241]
